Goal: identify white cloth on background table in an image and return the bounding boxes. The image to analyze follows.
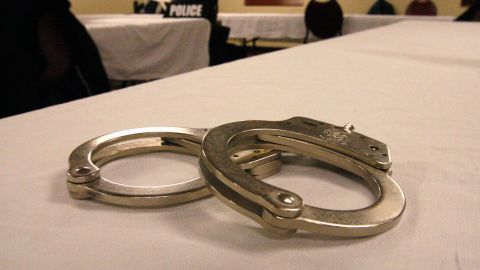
[219,13,305,40]
[218,13,454,40]
[1,21,479,269]
[343,14,454,34]
[78,15,210,81]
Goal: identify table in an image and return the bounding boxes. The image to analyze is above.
[1,21,479,269]
[218,13,454,40]
[78,14,211,81]
[343,14,454,34]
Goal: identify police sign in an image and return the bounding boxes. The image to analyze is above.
[164,0,218,24]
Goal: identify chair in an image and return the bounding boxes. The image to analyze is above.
[368,0,396,15]
[406,0,437,16]
[304,0,344,43]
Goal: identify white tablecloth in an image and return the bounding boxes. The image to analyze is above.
[78,15,211,80]
[343,14,454,34]
[1,21,479,269]
[219,13,454,40]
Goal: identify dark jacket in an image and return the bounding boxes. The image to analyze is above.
[1,0,110,118]
[456,1,480,21]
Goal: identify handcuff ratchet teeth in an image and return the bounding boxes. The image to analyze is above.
[200,117,406,237]
[66,127,281,207]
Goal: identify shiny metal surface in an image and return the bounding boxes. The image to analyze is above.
[246,160,283,176]
[200,117,406,237]
[67,127,207,184]
[67,127,282,207]
[231,149,281,170]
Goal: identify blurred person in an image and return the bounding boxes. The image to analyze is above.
[456,0,480,21]
[1,0,110,118]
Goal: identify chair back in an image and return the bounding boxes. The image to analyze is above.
[406,0,437,16]
[304,0,344,42]
[368,0,396,15]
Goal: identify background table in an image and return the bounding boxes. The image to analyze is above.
[219,13,454,40]
[78,14,211,81]
[1,21,479,269]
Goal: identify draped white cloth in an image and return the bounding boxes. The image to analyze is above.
[219,13,454,40]
[1,21,479,270]
[79,15,210,80]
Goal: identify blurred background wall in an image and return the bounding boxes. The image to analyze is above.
[71,0,132,14]
[219,0,465,15]
[71,0,466,16]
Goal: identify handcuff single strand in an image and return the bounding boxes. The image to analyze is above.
[67,127,281,207]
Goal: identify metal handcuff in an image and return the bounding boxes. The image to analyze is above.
[200,117,406,237]
[67,127,281,207]
[66,118,405,238]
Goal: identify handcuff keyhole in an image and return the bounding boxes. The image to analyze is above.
[369,145,379,151]
[75,167,91,175]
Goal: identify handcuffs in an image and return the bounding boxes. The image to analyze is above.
[66,127,281,207]
[66,117,405,238]
[200,117,406,237]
